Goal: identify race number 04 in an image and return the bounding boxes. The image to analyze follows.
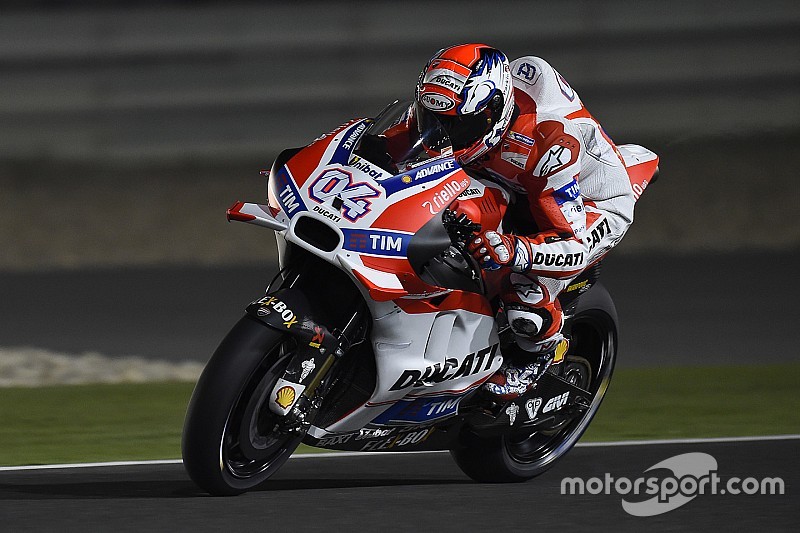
[309,169,380,221]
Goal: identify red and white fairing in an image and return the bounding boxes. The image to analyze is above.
[229,119,506,434]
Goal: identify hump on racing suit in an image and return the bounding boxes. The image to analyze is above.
[477,55,636,277]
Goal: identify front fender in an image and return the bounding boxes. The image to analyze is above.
[246,289,341,417]
[246,288,339,353]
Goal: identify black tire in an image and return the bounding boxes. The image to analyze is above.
[451,283,617,482]
[182,315,303,495]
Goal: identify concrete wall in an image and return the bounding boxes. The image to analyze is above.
[2,1,798,160]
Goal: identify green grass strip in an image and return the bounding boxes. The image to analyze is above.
[1,364,798,467]
[583,363,800,441]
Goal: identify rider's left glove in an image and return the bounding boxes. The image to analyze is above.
[467,231,530,272]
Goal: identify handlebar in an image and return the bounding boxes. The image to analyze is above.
[442,209,481,248]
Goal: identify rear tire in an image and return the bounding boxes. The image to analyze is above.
[182,315,303,495]
[451,284,617,482]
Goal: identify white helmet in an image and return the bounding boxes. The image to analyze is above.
[415,44,515,164]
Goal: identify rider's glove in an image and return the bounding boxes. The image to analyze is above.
[467,231,530,272]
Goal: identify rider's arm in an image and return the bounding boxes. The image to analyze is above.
[514,117,589,279]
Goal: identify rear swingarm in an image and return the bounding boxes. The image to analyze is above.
[467,372,592,435]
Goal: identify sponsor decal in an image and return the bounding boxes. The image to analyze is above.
[531,251,584,269]
[554,179,585,239]
[427,74,466,92]
[457,187,482,199]
[359,428,434,451]
[382,159,459,197]
[508,131,536,146]
[542,391,569,413]
[501,149,530,170]
[275,385,296,409]
[538,145,572,176]
[525,397,543,420]
[309,326,325,349]
[420,92,456,112]
[585,217,612,253]
[255,295,299,328]
[309,168,380,221]
[424,66,468,92]
[300,358,316,380]
[389,344,499,391]
[565,279,589,293]
[506,403,519,425]
[371,395,463,425]
[328,121,369,165]
[342,228,411,257]
[274,168,306,216]
[514,62,539,83]
[342,122,367,151]
[632,179,649,201]
[349,155,388,181]
[316,433,354,447]
[553,179,581,205]
[422,177,469,214]
[356,428,395,440]
[312,204,342,223]
[415,160,456,181]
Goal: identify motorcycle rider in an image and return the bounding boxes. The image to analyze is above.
[409,43,636,400]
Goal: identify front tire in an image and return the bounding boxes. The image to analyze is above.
[182,315,303,495]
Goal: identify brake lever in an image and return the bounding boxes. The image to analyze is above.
[442,209,481,248]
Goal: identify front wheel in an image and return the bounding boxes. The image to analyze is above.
[182,315,303,495]
[451,284,617,482]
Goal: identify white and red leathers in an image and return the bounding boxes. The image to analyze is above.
[466,56,636,353]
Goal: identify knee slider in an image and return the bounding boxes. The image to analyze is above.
[506,305,553,340]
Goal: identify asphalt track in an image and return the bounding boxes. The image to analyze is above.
[0,437,796,532]
[1,252,798,367]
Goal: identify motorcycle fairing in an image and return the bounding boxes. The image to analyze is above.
[233,116,509,435]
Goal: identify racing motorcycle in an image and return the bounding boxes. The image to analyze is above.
[182,101,659,495]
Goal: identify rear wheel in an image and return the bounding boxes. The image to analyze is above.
[182,316,303,495]
[451,285,617,482]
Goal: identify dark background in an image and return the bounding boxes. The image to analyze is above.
[1,1,799,365]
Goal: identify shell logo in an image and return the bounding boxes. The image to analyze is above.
[275,386,296,409]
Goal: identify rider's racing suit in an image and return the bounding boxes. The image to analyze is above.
[469,56,635,353]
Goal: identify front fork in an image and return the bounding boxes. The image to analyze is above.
[245,289,367,434]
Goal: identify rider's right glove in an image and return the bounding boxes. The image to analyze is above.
[467,230,532,272]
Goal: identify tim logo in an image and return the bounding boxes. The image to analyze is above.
[310,168,380,221]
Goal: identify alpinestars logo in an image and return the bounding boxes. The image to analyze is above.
[310,168,380,221]
[539,145,570,176]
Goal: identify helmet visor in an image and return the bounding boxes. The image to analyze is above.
[415,102,492,151]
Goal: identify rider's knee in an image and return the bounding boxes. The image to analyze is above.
[506,305,556,340]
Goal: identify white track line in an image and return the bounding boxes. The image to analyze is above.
[2,434,798,472]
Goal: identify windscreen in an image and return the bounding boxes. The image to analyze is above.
[354,101,454,174]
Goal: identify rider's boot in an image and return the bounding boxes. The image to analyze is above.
[483,337,569,401]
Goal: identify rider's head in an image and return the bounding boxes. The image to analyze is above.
[414,44,515,165]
